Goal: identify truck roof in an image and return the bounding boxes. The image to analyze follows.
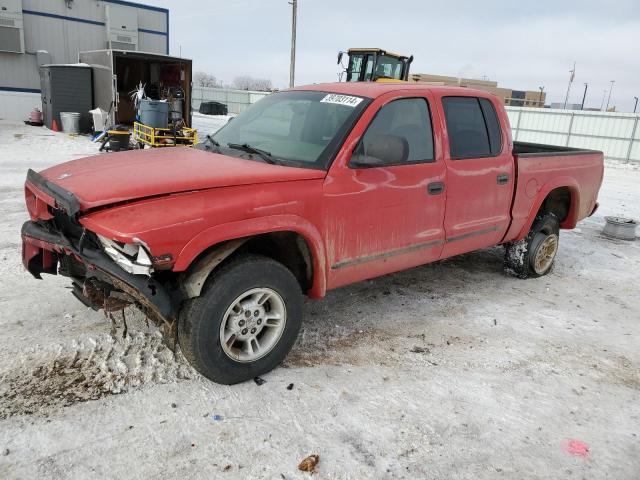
[292,82,495,99]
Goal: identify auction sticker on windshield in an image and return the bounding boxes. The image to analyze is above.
[320,94,364,107]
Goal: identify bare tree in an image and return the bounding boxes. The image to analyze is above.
[194,71,219,88]
[232,75,253,91]
[232,75,273,92]
[252,78,273,92]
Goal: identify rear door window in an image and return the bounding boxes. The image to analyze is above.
[442,96,502,159]
[479,98,502,155]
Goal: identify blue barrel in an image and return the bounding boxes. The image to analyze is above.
[138,99,169,128]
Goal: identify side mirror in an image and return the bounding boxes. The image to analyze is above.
[350,134,409,168]
[337,51,343,65]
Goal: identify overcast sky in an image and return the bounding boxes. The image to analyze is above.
[151,0,640,112]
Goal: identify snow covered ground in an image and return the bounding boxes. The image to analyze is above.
[0,120,638,479]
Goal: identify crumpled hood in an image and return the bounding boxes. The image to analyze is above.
[38,147,325,210]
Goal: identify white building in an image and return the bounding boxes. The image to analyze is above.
[0,0,169,120]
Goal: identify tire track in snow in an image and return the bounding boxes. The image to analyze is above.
[0,331,196,419]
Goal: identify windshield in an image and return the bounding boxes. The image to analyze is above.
[212,90,370,169]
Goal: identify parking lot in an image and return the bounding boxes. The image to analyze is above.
[0,121,638,479]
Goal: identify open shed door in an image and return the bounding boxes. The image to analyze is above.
[79,50,117,126]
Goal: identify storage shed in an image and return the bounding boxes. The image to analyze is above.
[39,64,93,132]
[79,49,192,127]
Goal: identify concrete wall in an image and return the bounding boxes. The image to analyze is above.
[507,106,640,163]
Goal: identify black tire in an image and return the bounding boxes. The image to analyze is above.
[504,212,560,279]
[178,254,303,384]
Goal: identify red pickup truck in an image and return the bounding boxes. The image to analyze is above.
[22,83,603,384]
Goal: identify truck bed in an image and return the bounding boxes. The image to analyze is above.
[513,141,601,157]
[505,142,604,242]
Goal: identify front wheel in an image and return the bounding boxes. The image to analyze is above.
[178,254,303,384]
[504,212,560,279]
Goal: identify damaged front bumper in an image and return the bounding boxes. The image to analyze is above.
[21,220,178,346]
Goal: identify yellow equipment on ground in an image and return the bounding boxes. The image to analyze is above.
[133,122,198,148]
[337,48,413,82]
[98,127,131,152]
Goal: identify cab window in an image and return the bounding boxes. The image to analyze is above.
[347,55,364,82]
[350,98,434,167]
[375,55,404,79]
[363,55,375,81]
[442,96,502,159]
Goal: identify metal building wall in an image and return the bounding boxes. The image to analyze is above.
[0,0,168,120]
[507,107,640,163]
[0,50,39,90]
[138,31,166,53]
[24,13,105,64]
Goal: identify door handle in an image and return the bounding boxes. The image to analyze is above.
[497,174,509,185]
[427,182,445,195]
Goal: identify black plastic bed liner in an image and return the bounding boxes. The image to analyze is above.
[513,141,602,157]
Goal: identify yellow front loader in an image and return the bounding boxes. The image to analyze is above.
[337,48,413,82]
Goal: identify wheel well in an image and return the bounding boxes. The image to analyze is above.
[539,187,572,222]
[181,232,314,298]
[237,232,313,293]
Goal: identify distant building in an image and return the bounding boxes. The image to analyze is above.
[550,102,583,110]
[0,0,169,120]
[409,73,546,108]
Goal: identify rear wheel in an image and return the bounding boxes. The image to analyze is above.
[178,254,303,384]
[504,212,560,279]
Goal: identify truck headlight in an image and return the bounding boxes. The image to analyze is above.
[97,235,153,275]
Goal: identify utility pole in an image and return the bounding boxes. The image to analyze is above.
[538,86,544,107]
[581,83,588,110]
[288,0,297,88]
[563,62,576,109]
[634,96,638,113]
[605,80,615,111]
